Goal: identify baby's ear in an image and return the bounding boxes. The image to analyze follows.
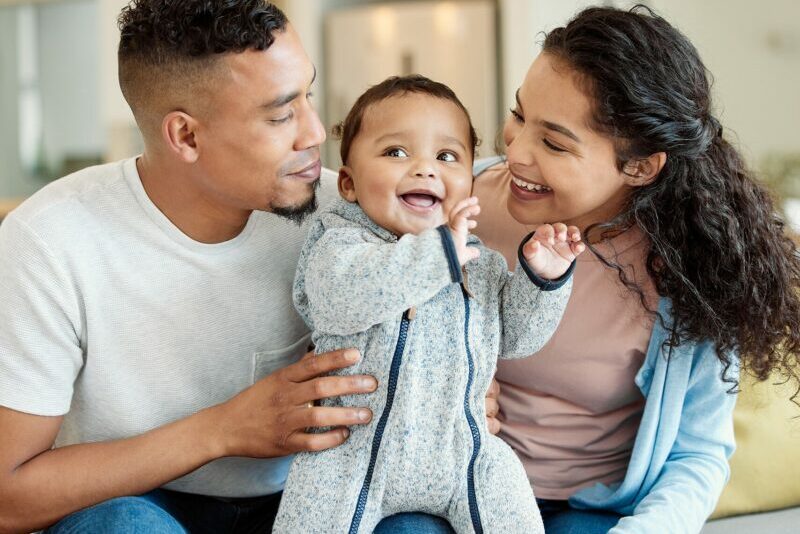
[338,167,358,202]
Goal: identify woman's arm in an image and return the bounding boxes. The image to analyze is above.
[611,346,737,534]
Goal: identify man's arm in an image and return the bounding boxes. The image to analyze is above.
[0,348,376,534]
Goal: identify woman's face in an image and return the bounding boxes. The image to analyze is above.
[503,53,633,231]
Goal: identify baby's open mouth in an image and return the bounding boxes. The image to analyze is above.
[400,190,442,211]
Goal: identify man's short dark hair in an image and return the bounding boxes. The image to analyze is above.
[333,75,480,165]
[117,0,287,133]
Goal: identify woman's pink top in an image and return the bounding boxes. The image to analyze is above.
[473,163,659,500]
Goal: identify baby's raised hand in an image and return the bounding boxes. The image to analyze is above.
[448,196,481,266]
[521,223,585,280]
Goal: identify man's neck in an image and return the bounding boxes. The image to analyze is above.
[136,154,252,244]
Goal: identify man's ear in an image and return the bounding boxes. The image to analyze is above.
[338,167,358,202]
[162,111,200,163]
[622,152,666,187]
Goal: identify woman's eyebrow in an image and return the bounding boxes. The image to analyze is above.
[540,120,581,143]
[515,88,581,143]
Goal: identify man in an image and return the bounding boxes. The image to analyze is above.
[0,2,388,532]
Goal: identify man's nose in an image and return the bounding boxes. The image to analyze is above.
[295,104,326,151]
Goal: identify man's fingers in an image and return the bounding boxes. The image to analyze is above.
[288,405,372,430]
[286,427,352,453]
[289,375,377,405]
[282,348,361,382]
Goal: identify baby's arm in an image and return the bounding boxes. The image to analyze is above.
[498,224,583,359]
[302,225,462,336]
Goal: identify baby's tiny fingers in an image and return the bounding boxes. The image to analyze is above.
[552,222,568,242]
[534,224,555,245]
[567,226,582,242]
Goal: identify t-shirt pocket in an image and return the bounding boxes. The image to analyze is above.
[252,333,312,383]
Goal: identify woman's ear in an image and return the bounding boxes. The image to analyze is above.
[622,152,666,187]
[162,111,200,163]
[338,167,358,202]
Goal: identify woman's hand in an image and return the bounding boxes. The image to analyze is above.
[485,378,501,435]
[522,223,584,280]
[448,196,481,266]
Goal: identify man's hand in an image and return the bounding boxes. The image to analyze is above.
[485,378,501,435]
[448,196,481,266]
[521,223,584,280]
[212,348,377,458]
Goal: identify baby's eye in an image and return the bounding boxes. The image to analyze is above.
[437,151,457,163]
[385,148,409,158]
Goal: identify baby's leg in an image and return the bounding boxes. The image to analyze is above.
[273,443,381,534]
[446,436,544,534]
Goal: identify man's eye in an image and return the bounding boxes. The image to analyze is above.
[269,112,293,124]
[437,151,457,162]
[385,148,408,158]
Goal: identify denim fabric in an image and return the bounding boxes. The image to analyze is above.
[44,489,281,534]
[538,499,622,534]
[44,491,455,534]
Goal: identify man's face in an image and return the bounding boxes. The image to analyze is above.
[193,25,326,220]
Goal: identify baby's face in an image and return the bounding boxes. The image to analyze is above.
[339,93,474,236]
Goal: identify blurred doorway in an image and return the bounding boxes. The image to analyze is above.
[324,0,498,167]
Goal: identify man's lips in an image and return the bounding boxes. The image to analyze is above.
[287,160,321,182]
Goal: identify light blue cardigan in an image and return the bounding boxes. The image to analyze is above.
[474,157,737,533]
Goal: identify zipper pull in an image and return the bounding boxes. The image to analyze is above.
[461,266,475,299]
[407,306,417,320]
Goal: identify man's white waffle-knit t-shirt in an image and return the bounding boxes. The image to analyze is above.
[0,157,335,497]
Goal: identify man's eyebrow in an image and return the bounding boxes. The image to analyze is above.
[262,65,317,110]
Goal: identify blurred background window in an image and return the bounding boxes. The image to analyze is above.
[0,0,797,230]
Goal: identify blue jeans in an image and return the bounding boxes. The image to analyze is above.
[538,498,622,534]
[44,492,620,533]
[373,500,623,533]
[43,489,454,534]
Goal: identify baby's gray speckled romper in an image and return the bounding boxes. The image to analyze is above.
[272,199,572,534]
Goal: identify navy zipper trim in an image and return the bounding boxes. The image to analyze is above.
[462,287,484,533]
[349,310,411,534]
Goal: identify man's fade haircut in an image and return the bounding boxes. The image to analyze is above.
[117,0,288,134]
[333,75,480,165]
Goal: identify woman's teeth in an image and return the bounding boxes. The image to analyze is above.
[512,176,552,193]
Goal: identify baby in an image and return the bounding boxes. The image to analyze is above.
[273,75,584,534]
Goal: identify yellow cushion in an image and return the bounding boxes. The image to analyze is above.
[711,373,800,519]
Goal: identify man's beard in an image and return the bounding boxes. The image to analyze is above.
[269,178,320,225]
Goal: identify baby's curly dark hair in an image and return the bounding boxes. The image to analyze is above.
[117,0,287,125]
[544,6,800,396]
[333,75,480,166]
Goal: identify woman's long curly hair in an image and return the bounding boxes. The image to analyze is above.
[542,6,800,391]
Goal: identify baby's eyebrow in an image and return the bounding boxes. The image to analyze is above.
[374,131,408,145]
[441,135,468,152]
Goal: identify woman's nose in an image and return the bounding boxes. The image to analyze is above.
[505,130,537,169]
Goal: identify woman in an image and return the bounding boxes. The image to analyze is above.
[380,5,800,534]
[472,5,800,533]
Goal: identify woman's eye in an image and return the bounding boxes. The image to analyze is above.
[543,138,567,153]
[385,148,408,158]
[437,151,457,162]
[509,108,524,122]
